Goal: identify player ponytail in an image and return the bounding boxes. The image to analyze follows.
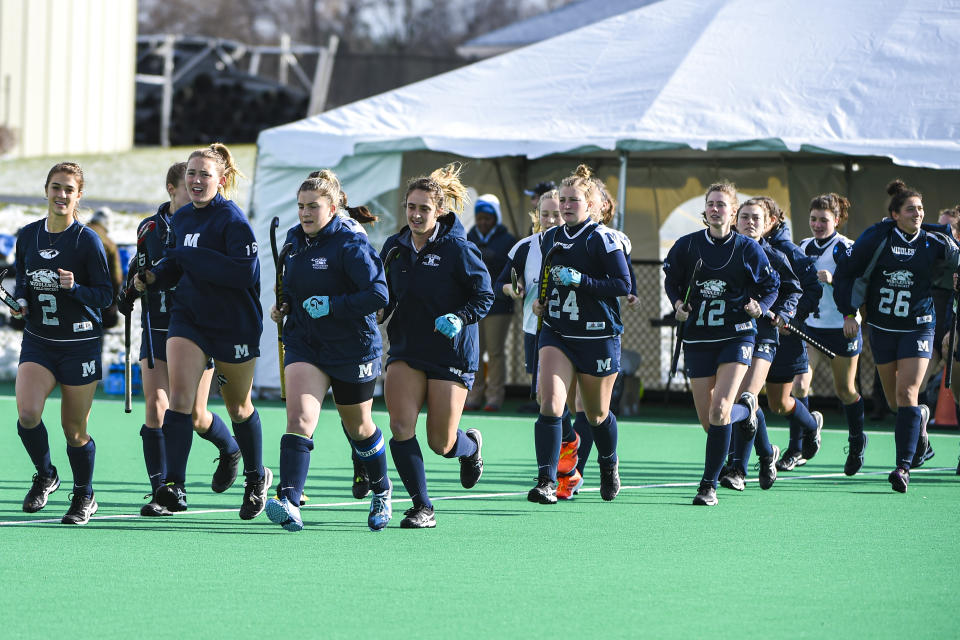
[886,179,922,214]
[405,162,468,216]
[188,143,246,199]
[560,164,598,205]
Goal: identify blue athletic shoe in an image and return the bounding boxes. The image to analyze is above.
[266,496,303,532]
[368,480,392,532]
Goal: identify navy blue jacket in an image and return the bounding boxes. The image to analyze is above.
[150,193,262,345]
[14,219,113,343]
[381,213,494,374]
[133,203,176,331]
[756,238,802,344]
[280,217,387,366]
[765,223,822,325]
[467,223,516,315]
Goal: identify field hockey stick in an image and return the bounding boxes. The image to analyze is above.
[136,221,157,369]
[379,245,401,325]
[946,290,957,388]
[276,241,293,402]
[0,269,21,313]
[670,258,702,377]
[773,313,836,359]
[531,242,564,398]
[510,267,520,296]
[124,312,132,413]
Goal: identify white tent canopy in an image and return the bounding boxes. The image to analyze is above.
[251,0,960,390]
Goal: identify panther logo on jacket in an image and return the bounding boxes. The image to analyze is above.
[697,279,726,299]
[882,270,913,288]
[27,268,60,292]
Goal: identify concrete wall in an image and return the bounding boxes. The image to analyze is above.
[0,0,136,158]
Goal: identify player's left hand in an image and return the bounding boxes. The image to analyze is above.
[303,295,329,319]
[57,268,74,289]
[626,294,639,308]
[743,298,762,318]
[434,313,462,338]
[556,267,581,287]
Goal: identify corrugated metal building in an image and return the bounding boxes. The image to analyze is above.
[0,0,136,158]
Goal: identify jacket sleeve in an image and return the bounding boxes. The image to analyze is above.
[578,248,632,298]
[662,236,692,308]
[66,229,115,309]
[769,251,802,324]
[746,242,779,317]
[379,238,400,321]
[790,251,822,324]
[832,223,888,316]
[329,239,389,319]
[452,241,494,325]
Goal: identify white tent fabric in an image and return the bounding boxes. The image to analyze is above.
[251,0,960,390]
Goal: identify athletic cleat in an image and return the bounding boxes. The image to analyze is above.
[400,504,436,529]
[211,449,242,493]
[719,467,746,491]
[693,483,718,506]
[155,483,188,512]
[140,492,173,517]
[843,433,868,476]
[599,462,621,501]
[912,408,934,468]
[367,480,393,531]
[758,444,779,490]
[266,496,303,532]
[801,411,824,460]
[22,468,60,513]
[556,469,584,500]
[61,492,98,525]
[459,428,483,489]
[239,467,273,520]
[776,448,806,471]
[557,432,581,476]
[527,477,558,504]
[352,454,371,499]
[888,467,910,493]
[274,485,309,507]
[738,391,759,436]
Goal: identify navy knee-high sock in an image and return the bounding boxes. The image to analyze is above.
[140,425,166,491]
[788,398,816,452]
[729,402,750,425]
[233,409,264,481]
[703,424,732,488]
[561,408,576,443]
[441,429,478,459]
[199,412,239,454]
[390,436,431,508]
[18,421,54,476]
[844,397,865,438]
[732,425,756,474]
[66,438,96,498]
[753,409,773,458]
[894,406,922,469]
[278,433,313,505]
[162,410,194,485]
[534,414,562,482]
[352,427,389,494]
[574,411,593,475]
[798,396,810,409]
[592,412,618,467]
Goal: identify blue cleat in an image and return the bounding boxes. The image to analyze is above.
[368,480,393,532]
[266,496,303,532]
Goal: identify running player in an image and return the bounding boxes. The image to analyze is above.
[758,197,826,470]
[663,181,779,506]
[265,170,391,532]
[135,143,271,518]
[121,162,240,517]
[792,194,866,474]
[527,165,632,505]
[719,198,802,491]
[833,180,958,492]
[380,163,493,528]
[12,162,113,524]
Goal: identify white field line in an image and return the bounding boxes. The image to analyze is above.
[1,465,955,527]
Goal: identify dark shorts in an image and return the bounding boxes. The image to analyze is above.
[537,324,620,377]
[386,357,475,390]
[753,341,777,363]
[523,332,538,374]
[767,333,808,383]
[20,331,102,386]
[141,328,215,370]
[869,325,934,365]
[803,325,862,358]
[683,337,755,379]
[167,317,259,363]
[285,346,381,405]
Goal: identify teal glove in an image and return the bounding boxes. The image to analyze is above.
[303,295,329,318]
[434,313,462,338]
[557,267,582,286]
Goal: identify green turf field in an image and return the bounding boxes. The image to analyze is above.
[1,393,958,639]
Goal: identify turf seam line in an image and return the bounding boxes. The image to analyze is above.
[1,465,954,527]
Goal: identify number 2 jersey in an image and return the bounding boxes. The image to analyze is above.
[13,219,114,343]
[539,220,631,339]
[663,229,779,344]
[834,220,958,332]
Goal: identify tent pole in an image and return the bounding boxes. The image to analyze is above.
[616,150,629,231]
[493,159,518,233]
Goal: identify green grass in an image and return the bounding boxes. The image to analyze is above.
[1,394,958,639]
